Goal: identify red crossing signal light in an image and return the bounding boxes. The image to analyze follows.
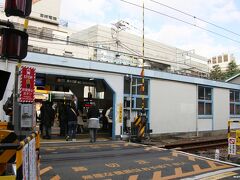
[5,0,32,17]
[0,28,28,60]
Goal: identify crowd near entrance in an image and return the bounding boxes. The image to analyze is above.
[35,73,114,140]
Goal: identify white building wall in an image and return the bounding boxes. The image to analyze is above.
[149,79,197,134]
[213,88,229,130]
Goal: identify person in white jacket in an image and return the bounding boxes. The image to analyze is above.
[105,107,113,136]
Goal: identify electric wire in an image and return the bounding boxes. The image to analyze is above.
[119,0,240,45]
[149,0,240,38]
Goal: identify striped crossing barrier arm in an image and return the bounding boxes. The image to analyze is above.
[0,130,18,176]
[16,131,40,180]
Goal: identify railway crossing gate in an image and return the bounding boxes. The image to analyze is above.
[0,130,40,179]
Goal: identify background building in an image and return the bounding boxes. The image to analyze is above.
[208,53,235,71]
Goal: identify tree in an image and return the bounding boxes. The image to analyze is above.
[225,60,240,79]
[209,65,224,80]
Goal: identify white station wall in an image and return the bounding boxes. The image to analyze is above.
[0,61,124,136]
[213,88,229,130]
[149,79,197,134]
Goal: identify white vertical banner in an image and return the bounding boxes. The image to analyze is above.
[22,144,29,180]
[29,138,36,180]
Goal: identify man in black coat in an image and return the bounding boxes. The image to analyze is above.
[87,103,100,143]
[66,101,78,141]
[40,101,55,139]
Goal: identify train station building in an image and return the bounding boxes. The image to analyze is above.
[1,0,240,139]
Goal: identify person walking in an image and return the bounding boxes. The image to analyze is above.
[100,108,108,131]
[77,109,84,134]
[105,107,113,137]
[40,101,55,139]
[87,103,100,143]
[59,103,67,137]
[66,102,78,141]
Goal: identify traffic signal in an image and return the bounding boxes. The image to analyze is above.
[5,0,32,17]
[0,70,11,101]
[0,28,28,60]
[0,0,32,60]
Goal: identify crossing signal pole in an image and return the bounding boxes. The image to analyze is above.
[139,0,147,139]
[0,0,32,139]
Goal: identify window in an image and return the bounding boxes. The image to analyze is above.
[224,54,228,62]
[212,57,216,64]
[124,76,149,110]
[230,90,240,116]
[198,86,212,116]
[84,86,96,98]
[218,56,222,63]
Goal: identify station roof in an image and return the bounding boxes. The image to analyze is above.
[24,52,240,90]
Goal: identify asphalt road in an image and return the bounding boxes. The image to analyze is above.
[40,140,240,180]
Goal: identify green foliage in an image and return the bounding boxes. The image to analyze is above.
[210,61,240,81]
[209,65,224,80]
[225,60,240,79]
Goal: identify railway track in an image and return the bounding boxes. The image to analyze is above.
[164,138,227,152]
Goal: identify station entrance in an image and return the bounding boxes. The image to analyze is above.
[35,73,114,140]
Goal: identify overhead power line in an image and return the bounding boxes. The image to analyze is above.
[149,0,240,38]
[119,0,240,45]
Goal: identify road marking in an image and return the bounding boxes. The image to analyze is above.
[111,144,120,148]
[199,171,238,180]
[193,164,202,172]
[128,175,138,180]
[72,166,88,172]
[105,163,120,168]
[135,160,150,165]
[188,156,196,161]
[175,167,183,175]
[159,157,174,161]
[40,166,53,175]
[172,151,179,157]
[45,148,56,151]
[50,175,61,180]
[207,160,217,168]
[152,171,161,180]
[158,162,232,180]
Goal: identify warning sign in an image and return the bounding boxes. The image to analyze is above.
[236,130,240,146]
[228,137,236,155]
[19,66,36,103]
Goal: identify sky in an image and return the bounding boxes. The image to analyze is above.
[60,0,240,62]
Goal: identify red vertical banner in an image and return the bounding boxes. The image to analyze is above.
[19,66,36,102]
